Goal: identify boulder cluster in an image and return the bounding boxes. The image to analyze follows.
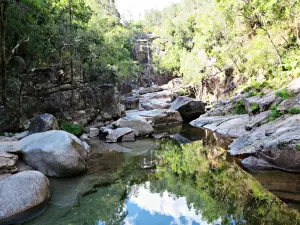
[190,78,300,172]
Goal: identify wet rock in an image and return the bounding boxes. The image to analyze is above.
[170,96,206,121]
[20,130,87,177]
[113,118,154,136]
[28,114,59,134]
[241,156,273,171]
[88,128,99,138]
[288,77,300,94]
[0,171,50,225]
[0,153,18,175]
[106,128,135,143]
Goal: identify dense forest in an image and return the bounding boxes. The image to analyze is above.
[144,0,300,100]
[0,0,142,107]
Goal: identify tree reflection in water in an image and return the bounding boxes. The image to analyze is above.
[150,139,300,225]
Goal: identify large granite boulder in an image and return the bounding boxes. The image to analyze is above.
[170,96,206,121]
[139,90,176,110]
[113,118,154,136]
[229,114,300,172]
[0,171,50,225]
[20,130,88,177]
[126,109,183,126]
[190,115,250,138]
[28,114,59,134]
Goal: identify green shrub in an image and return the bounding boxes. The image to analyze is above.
[288,108,300,114]
[250,103,260,113]
[296,144,300,151]
[177,89,187,96]
[235,100,246,114]
[275,89,291,100]
[244,81,269,93]
[60,121,83,136]
[247,91,265,98]
[268,104,282,121]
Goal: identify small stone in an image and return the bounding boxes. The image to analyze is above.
[88,128,99,138]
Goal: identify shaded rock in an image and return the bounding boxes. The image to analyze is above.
[113,118,154,136]
[28,114,59,134]
[288,77,300,94]
[170,96,205,121]
[0,152,18,175]
[0,171,50,225]
[241,156,273,171]
[106,128,135,143]
[82,142,91,154]
[20,130,87,177]
[122,96,140,110]
[121,132,136,142]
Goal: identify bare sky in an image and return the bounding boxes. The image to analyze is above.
[115,0,182,21]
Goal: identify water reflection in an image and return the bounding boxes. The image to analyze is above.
[23,128,300,225]
[125,182,221,225]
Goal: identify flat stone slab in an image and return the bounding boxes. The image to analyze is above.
[0,142,21,154]
[190,115,250,138]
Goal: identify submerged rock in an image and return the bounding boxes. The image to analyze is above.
[0,171,50,225]
[20,130,88,177]
[170,96,205,121]
[28,114,59,134]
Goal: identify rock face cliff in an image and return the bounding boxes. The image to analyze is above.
[0,63,124,132]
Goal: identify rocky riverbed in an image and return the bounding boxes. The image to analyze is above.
[1,77,300,224]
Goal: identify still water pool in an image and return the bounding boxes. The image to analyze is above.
[24,124,300,225]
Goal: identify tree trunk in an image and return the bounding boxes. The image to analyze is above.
[0,0,8,106]
[296,16,300,45]
[68,0,74,119]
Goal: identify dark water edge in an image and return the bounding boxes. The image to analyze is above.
[22,124,300,225]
